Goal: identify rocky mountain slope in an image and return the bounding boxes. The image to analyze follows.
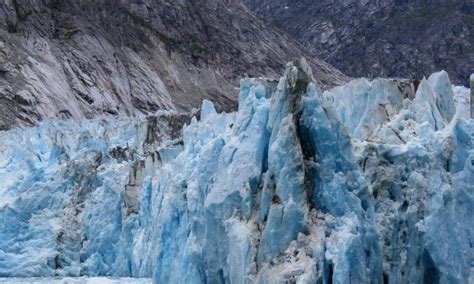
[0,0,348,130]
[245,0,473,86]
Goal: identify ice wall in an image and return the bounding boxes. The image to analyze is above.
[0,113,189,277]
[0,60,472,283]
[136,60,472,283]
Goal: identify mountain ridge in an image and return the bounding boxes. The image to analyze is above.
[245,0,473,86]
[0,0,348,130]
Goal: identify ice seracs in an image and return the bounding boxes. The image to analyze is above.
[0,60,472,283]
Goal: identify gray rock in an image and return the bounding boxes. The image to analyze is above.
[0,0,348,129]
[245,0,473,86]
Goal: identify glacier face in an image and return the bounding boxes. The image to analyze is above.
[0,277,152,284]
[0,59,473,283]
[0,112,189,277]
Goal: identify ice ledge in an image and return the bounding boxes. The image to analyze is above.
[0,278,152,284]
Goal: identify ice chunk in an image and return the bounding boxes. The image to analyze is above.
[200,99,216,121]
[428,70,456,122]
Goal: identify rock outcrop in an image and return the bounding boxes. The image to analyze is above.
[246,0,473,86]
[0,0,348,130]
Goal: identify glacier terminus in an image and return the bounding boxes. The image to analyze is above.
[0,59,472,283]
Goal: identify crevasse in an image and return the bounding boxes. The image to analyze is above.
[0,59,472,283]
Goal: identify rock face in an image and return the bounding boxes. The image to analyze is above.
[0,0,348,130]
[0,60,472,283]
[245,0,474,86]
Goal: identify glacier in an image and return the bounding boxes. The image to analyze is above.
[0,277,151,284]
[0,59,472,283]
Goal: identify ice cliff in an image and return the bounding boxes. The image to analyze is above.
[0,59,472,283]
